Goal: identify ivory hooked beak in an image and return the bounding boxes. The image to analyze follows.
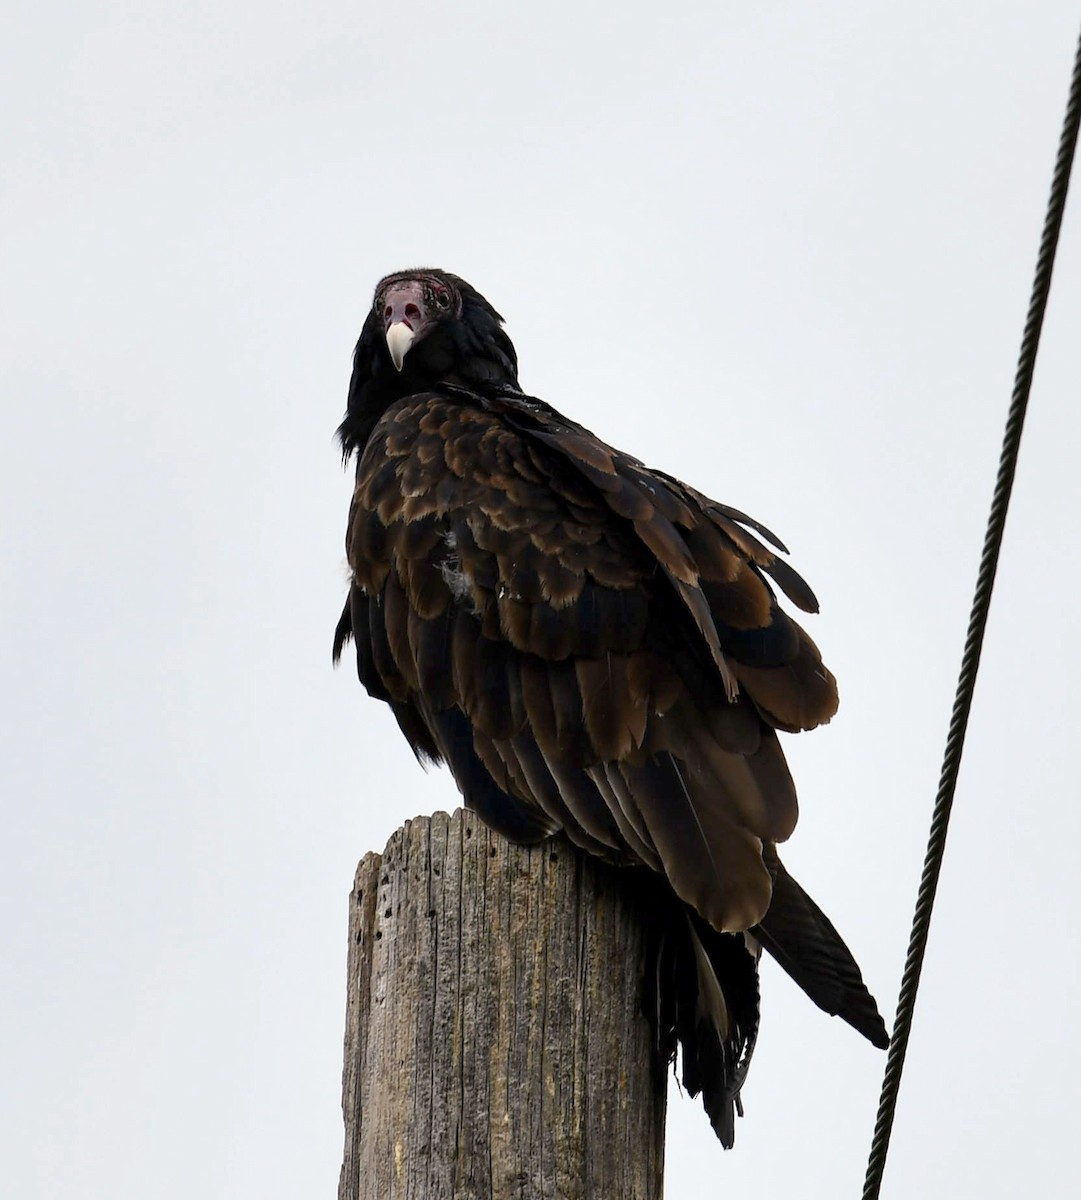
[386,322,415,372]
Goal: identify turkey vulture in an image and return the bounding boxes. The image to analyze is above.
[333,268,888,1146]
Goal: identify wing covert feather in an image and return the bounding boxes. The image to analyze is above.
[344,387,834,933]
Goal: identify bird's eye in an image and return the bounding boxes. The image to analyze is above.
[435,289,451,310]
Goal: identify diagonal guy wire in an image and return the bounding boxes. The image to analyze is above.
[862,21,1081,1200]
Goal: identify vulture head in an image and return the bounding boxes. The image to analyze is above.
[338,268,520,458]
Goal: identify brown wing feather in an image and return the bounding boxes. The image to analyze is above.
[344,388,833,934]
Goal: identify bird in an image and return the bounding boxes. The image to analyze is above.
[333,267,888,1146]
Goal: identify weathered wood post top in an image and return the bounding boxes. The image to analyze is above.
[339,808,666,1200]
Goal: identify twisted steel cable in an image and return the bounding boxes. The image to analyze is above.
[861,23,1081,1200]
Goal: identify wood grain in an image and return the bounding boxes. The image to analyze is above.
[339,809,665,1200]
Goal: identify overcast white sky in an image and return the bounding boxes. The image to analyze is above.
[2,3,1080,1197]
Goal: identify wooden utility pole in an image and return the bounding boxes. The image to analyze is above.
[339,808,666,1200]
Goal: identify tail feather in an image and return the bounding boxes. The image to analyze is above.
[753,850,889,1049]
[640,880,760,1148]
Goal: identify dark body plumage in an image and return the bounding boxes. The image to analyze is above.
[334,268,887,1146]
